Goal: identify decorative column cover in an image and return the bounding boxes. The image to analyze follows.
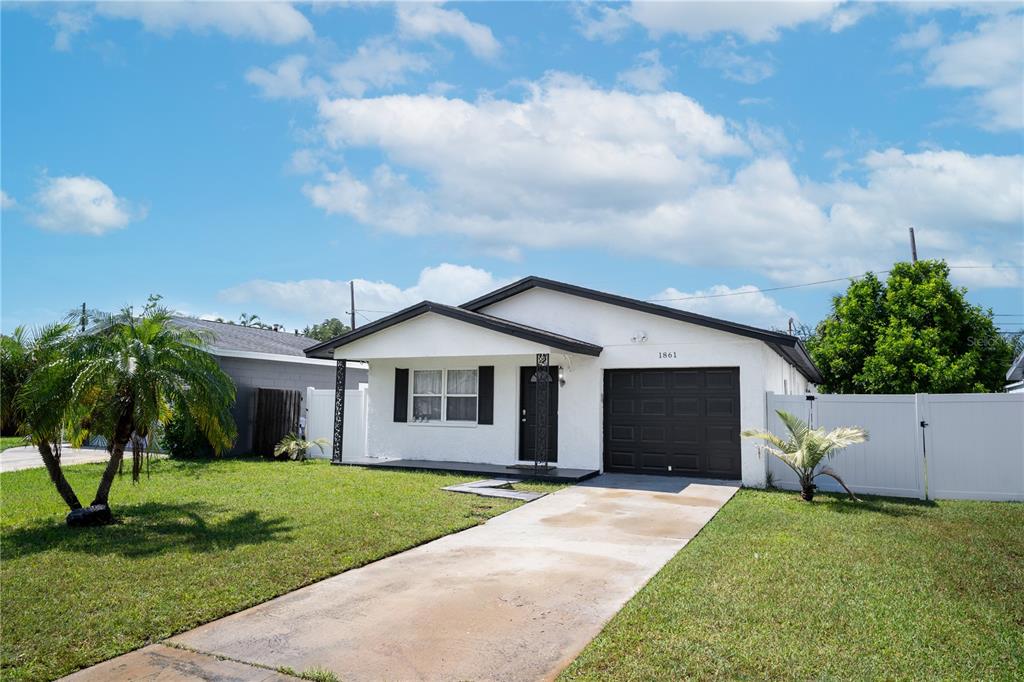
[535,353,550,470]
[332,359,347,463]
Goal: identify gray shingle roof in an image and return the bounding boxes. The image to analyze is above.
[172,317,320,357]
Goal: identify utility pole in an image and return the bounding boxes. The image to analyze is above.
[908,227,918,263]
[349,280,356,330]
[80,302,87,332]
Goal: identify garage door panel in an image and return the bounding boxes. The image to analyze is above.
[640,452,668,470]
[670,423,699,444]
[641,399,667,416]
[604,367,740,479]
[640,372,667,389]
[706,397,738,417]
[671,370,701,390]
[705,369,738,390]
[609,425,635,442]
[706,424,739,445]
[610,373,636,390]
[672,397,701,417]
[608,450,635,467]
[640,425,667,443]
[610,398,635,415]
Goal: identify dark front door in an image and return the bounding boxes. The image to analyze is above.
[603,367,741,478]
[519,365,558,462]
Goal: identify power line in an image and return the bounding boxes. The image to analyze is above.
[646,264,1023,303]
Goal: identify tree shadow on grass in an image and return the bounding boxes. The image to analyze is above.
[2,502,294,560]
[816,492,938,518]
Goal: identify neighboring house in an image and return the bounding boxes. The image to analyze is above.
[172,318,368,455]
[1007,352,1024,393]
[305,277,820,486]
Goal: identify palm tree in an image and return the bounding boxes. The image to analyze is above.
[238,312,261,328]
[70,305,237,515]
[13,323,84,510]
[743,410,868,501]
[274,433,329,461]
[19,305,238,524]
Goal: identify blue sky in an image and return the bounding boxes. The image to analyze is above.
[2,1,1022,336]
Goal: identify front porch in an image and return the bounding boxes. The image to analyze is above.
[335,456,600,483]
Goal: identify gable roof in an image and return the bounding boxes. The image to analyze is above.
[172,317,321,357]
[1008,352,1024,382]
[461,276,823,383]
[303,301,603,359]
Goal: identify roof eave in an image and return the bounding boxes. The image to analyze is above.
[303,301,602,359]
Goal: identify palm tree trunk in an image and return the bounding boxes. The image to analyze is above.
[799,473,816,501]
[37,439,82,511]
[91,412,133,507]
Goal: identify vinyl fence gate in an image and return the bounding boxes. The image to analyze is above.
[304,386,368,460]
[765,392,1024,502]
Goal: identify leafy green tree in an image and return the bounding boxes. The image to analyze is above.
[807,261,1013,393]
[1,327,31,436]
[303,317,350,342]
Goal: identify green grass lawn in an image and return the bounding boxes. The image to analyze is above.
[0,459,558,681]
[562,488,1024,681]
[0,436,27,452]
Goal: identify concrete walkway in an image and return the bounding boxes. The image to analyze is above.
[0,445,112,473]
[63,474,738,682]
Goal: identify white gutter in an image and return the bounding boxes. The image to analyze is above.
[209,347,369,369]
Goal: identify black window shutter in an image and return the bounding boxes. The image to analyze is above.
[394,368,409,422]
[478,366,494,425]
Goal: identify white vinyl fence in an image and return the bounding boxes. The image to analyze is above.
[765,392,1024,501]
[305,386,368,460]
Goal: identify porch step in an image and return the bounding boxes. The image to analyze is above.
[442,479,546,502]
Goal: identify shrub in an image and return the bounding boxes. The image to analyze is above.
[160,410,218,459]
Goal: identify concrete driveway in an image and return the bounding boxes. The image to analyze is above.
[1,445,112,473]
[63,474,738,682]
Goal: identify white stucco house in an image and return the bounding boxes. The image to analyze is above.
[305,277,821,486]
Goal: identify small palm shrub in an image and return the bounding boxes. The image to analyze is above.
[274,433,329,461]
[743,409,868,501]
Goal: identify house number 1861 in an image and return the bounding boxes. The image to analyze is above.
[658,351,677,359]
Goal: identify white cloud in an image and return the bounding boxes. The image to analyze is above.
[0,190,15,210]
[96,2,313,44]
[616,50,671,92]
[650,285,798,330]
[572,3,635,42]
[219,263,513,322]
[330,39,432,97]
[702,40,776,83]
[246,40,431,100]
[300,75,1022,288]
[246,54,316,99]
[30,175,144,236]
[396,3,500,59]
[584,1,849,43]
[900,12,1024,130]
[50,9,91,51]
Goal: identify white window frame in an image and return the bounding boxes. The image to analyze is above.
[410,368,479,425]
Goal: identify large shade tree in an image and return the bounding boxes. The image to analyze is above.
[17,303,237,524]
[807,260,1014,394]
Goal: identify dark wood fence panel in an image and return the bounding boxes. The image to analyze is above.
[253,388,302,457]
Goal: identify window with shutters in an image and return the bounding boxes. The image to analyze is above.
[411,369,478,423]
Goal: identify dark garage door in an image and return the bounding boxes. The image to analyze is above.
[603,367,741,478]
